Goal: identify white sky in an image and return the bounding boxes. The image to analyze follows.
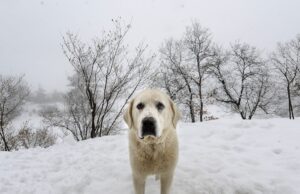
[1,0,300,91]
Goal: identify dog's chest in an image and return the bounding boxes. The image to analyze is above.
[132,142,176,174]
[141,143,164,161]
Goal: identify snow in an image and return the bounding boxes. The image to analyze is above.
[0,118,300,194]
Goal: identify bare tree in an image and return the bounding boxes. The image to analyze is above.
[0,75,30,151]
[211,43,272,119]
[42,20,153,140]
[156,39,196,122]
[271,35,300,119]
[184,22,214,122]
[155,22,215,123]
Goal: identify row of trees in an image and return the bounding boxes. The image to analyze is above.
[1,19,299,150]
[153,22,300,122]
[29,87,64,104]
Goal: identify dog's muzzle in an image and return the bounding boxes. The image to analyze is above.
[141,117,156,139]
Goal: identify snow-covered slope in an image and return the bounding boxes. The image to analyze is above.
[0,118,300,194]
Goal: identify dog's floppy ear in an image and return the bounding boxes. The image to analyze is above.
[123,99,134,129]
[169,99,181,128]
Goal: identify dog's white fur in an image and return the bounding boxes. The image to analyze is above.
[124,89,180,194]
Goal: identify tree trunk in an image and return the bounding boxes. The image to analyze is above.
[0,116,10,151]
[188,97,196,123]
[240,112,246,120]
[91,119,96,138]
[185,78,196,123]
[287,85,295,120]
[90,105,97,138]
[196,55,204,122]
[199,81,203,122]
[0,131,10,151]
[3,140,9,151]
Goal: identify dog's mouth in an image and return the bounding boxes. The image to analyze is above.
[140,117,157,139]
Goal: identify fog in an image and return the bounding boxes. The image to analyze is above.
[1,0,300,91]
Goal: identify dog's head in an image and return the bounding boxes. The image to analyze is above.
[124,89,180,142]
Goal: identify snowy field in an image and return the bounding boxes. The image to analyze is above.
[0,118,300,194]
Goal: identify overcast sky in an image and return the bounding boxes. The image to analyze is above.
[1,0,300,92]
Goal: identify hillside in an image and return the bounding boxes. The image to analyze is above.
[0,118,300,194]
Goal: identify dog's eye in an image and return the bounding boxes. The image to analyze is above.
[136,103,145,110]
[156,102,165,111]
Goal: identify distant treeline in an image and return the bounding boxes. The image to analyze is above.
[28,87,64,104]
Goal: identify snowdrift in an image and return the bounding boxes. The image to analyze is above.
[0,118,300,194]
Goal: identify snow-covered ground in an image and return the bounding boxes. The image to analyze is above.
[0,118,300,194]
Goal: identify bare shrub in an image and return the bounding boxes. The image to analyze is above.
[17,122,56,149]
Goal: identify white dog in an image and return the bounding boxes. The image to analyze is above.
[124,89,180,194]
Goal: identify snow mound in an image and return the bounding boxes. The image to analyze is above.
[0,118,300,194]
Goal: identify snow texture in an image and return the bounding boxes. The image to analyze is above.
[0,118,300,194]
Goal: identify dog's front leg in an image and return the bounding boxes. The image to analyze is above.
[133,174,146,194]
[160,172,174,194]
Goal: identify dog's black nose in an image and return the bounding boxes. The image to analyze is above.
[142,117,156,137]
